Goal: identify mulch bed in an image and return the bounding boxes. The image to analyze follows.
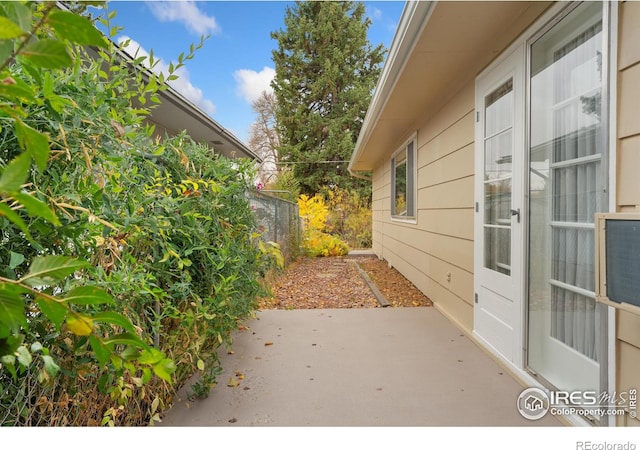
[259,255,433,310]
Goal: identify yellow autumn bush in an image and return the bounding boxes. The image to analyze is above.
[325,188,372,249]
[298,194,349,257]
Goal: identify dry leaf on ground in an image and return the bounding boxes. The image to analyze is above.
[260,256,432,310]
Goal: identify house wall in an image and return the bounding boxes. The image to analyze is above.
[371,82,476,332]
[615,0,640,427]
[369,2,639,426]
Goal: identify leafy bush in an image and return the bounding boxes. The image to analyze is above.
[324,187,372,249]
[0,2,272,425]
[303,230,349,257]
[298,193,349,257]
[268,168,300,200]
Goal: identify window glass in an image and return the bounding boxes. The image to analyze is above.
[393,150,407,216]
[391,138,416,218]
[527,2,603,371]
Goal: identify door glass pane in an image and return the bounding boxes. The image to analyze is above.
[484,79,513,275]
[528,1,604,388]
[485,227,511,275]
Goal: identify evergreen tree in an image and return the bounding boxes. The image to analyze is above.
[270,1,385,197]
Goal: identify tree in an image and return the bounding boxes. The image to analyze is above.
[249,90,280,185]
[270,1,385,197]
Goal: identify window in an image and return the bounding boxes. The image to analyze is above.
[391,136,416,219]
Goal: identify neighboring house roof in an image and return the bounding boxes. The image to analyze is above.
[146,80,261,162]
[349,1,551,175]
[85,43,261,162]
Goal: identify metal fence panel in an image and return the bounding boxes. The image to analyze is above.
[248,191,301,264]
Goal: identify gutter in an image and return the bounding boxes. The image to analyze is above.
[85,38,260,162]
[348,1,436,177]
[350,170,372,181]
[153,79,262,162]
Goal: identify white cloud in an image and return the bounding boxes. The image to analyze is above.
[147,1,220,36]
[372,7,383,21]
[118,36,216,115]
[233,67,276,104]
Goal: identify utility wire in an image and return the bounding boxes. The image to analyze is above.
[275,160,350,165]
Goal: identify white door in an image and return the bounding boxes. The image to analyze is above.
[474,46,524,367]
[526,1,604,393]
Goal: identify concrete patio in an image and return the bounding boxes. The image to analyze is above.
[159,307,562,427]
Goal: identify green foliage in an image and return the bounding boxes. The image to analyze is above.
[0,2,269,426]
[271,1,384,198]
[269,168,301,200]
[0,1,166,389]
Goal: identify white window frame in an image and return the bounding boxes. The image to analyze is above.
[390,133,417,222]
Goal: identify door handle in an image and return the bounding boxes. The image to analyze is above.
[510,208,521,223]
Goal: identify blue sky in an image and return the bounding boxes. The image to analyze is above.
[96,1,405,145]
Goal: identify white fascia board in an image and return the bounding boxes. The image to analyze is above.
[349,1,436,174]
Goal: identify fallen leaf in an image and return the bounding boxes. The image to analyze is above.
[227,376,240,388]
[234,370,245,380]
[264,341,273,346]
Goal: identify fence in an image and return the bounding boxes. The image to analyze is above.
[248,190,301,264]
[0,191,301,426]
[0,358,151,426]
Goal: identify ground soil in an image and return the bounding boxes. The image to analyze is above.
[259,256,433,310]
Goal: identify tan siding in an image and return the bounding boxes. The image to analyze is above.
[619,1,640,71]
[616,340,640,426]
[371,162,386,187]
[372,209,384,223]
[372,197,387,213]
[615,2,640,427]
[418,176,475,210]
[418,82,475,146]
[617,63,640,139]
[419,112,475,168]
[617,413,640,427]
[382,244,473,332]
[617,310,640,425]
[419,255,474,305]
[417,208,474,241]
[618,135,640,207]
[617,309,640,350]
[367,80,476,331]
[418,143,474,190]
[384,223,474,272]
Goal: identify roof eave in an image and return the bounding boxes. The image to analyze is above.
[150,80,262,162]
[349,1,436,175]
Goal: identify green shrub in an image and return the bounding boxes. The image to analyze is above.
[0,2,272,425]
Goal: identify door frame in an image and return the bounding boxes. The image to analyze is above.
[473,43,526,371]
[472,1,615,425]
